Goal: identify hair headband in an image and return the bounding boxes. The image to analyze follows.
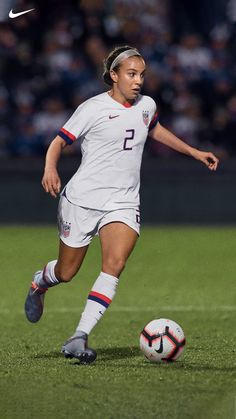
[110,49,141,72]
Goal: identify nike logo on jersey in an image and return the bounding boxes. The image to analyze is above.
[109,115,120,119]
[9,8,35,18]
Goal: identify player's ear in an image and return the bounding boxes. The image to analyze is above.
[110,70,118,83]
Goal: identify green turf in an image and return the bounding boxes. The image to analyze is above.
[0,226,235,419]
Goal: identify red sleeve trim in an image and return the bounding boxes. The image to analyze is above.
[60,128,76,141]
[58,128,77,145]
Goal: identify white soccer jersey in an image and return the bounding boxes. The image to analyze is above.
[58,92,158,210]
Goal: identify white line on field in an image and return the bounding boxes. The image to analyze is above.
[49,305,236,313]
[112,305,236,312]
[0,305,235,314]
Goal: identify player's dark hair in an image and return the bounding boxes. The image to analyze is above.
[103,45,141,86]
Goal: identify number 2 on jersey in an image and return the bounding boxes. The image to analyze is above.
[123,129,135,150]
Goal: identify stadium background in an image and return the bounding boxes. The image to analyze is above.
[0,0,236,223]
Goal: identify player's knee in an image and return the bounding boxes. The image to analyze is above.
[102,256,126,277]
[55,265,75,283]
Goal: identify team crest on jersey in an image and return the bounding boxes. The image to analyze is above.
[62,221,71,238]
[142,110,149,126]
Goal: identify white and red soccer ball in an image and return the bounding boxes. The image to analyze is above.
[140,318,186,363]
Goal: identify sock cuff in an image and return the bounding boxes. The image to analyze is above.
[90,271,119,303]
[100,271,119,283]
[43,260,59,286]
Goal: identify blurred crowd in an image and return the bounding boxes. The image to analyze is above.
[0,0,236,158]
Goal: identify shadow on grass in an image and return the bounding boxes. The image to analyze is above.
[69,346,141,367]
[98,345,140,360]
[33,346,140,361]
[32,348,236,373]
[33,351,62,359]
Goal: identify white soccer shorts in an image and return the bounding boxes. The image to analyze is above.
[58,195,140,248]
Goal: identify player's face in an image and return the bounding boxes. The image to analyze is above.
[110,56,146,103]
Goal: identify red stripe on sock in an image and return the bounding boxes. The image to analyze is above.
[89,291,112,305]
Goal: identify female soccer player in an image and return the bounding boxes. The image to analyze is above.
[25,45,219,364]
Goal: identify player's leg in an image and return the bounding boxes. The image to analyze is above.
[75,218,139,335]
[100,221,139,277]
[25,196,93,323]
[25,241,89,323]
[55,239,89,282]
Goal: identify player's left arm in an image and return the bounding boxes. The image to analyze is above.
[149,122,219,171]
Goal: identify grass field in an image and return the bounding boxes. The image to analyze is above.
[0,226,235,419]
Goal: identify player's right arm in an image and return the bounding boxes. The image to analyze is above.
[42,135,67,198]
[42,98,95,197]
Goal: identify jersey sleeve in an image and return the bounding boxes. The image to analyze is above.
[148,100,159,132]
[58,100,95,145]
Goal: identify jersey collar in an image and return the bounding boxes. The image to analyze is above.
[106,91,138,108]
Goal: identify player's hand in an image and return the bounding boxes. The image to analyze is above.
[42,168,61,198]
[193,150,219,171]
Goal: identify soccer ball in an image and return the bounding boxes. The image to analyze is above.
[140,318,186,363]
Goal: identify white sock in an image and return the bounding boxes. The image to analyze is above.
[34,260,60,289]
[75,271,119,335]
